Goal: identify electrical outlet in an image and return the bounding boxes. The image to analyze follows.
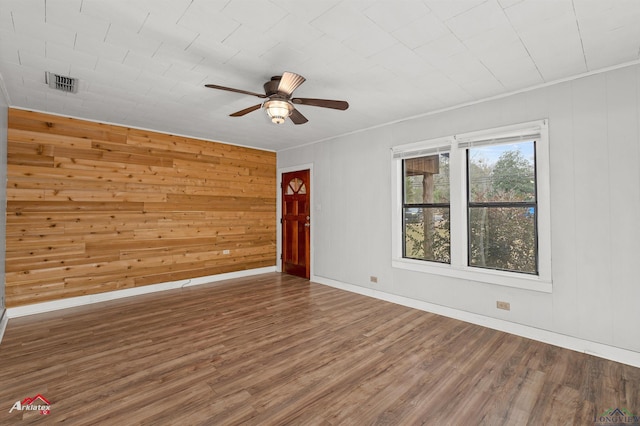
[222,249,230,255]
[496,301,510,311]
[370,276,378,283]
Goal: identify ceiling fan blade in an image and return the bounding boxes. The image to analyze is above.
[277,72,306,96]
[289,108,308,125]
[229,104,262,117]
[205,84,266,98]
[291,98,349,110]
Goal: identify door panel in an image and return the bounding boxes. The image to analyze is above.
[282,169,310,279]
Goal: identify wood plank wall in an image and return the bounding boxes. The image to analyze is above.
[4,109,276,307]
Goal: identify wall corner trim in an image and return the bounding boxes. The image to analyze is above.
[0,310,8,345]
[311,275,640,369]
[6,267,276,319]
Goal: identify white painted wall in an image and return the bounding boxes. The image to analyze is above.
[0,81,7,321]
[278,64,640,354]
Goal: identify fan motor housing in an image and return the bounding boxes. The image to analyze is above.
[264,76,283,96]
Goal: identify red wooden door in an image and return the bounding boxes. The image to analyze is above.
[282,169,310,279]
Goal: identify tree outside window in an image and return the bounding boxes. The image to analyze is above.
[393,120,550,289]
[403,153,450,263]
[467,142,537,274]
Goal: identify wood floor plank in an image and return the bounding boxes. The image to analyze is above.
[0,272,638,425]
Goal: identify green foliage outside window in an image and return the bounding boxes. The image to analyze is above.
[403,143,538,274]
[404,154,450,263]
[468,143,537,274]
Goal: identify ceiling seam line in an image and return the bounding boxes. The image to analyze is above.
[571,0,589,71]
[500,4,544,83]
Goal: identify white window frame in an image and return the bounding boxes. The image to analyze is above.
[391,120,552,293]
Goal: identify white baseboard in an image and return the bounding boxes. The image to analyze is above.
[0,309,7,345]
[311,275,640,369]
[6,266,276,319]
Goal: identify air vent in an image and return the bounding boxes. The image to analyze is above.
[45,72,78,93]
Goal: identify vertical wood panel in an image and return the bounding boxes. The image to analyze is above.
[571,75,614,344]
[606,67,640,348]
[5,109,276,307]
[546,81,579,337]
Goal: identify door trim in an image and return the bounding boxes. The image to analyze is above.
[277,163,314,278]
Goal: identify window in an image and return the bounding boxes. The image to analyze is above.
[392,121,551,292]
[402,153,450,263]
[466,141,537,274]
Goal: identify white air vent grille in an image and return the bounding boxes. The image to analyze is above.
[46,72,78,93]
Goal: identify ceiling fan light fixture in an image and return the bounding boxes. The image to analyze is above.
[205,72,347,125]
[264,99,293,124]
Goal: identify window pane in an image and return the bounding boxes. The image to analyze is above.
[404,153,450,204]
[468,142,535,203]
[286,177,306,195]
[468,206,537,274]
[404,207,450,263]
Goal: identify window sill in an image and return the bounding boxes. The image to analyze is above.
[392,258,552,293]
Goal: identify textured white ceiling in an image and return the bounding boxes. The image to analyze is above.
[1,0,640,151]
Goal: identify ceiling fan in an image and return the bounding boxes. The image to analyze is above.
[205,72,349,125]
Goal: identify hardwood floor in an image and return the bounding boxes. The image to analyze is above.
[0,273,638,425]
